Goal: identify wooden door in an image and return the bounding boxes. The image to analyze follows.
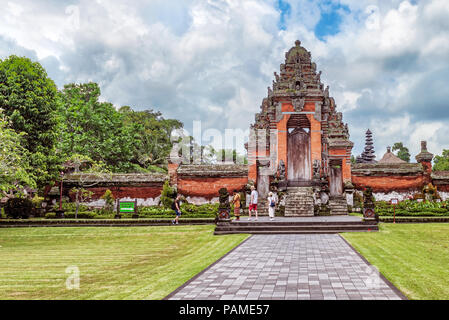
[329,164,343,196]
[287,128,311,181]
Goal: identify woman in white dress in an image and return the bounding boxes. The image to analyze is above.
[267,192,276,221]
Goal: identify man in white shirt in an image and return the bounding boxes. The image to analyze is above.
[249,186,258,221]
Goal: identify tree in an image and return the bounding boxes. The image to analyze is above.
[0,56,60,189]
[66,154,111,219]
[119,106,183,170]
[58,83,140,173]
[0,110,36,196]
[433,149,449,171]
[350,155,356,165]
[214,149,248,164]
[392,142,411,163]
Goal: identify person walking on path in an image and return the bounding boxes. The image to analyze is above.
[232,190,241,221]
[267,192,276,221]
[171,194,182,225]
[249,186,258,221]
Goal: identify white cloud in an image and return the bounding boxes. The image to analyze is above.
[0,0,449,159]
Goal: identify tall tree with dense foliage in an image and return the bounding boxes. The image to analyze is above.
[58,83,143,172]
[392,142,411,163]
[0,56,60,189]
[433,150,449,171]
[119,106,182,170]
[0,110,36,196]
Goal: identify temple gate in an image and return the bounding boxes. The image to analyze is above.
[248,40,353,215]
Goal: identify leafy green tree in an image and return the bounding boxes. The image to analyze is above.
[214,149,248,164]
[119,106,182,170]
[65,154,111,218]
[350,155,356,165]
[433,149,449,171]
[392,142,411,163]
[0,110,36,196]
[58,83,141,173]
[0,56,60,189]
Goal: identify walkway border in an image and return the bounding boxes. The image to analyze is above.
[338,234,408,300]
[163,235,253,300]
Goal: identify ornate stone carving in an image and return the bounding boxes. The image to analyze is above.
[313,160,321,179]
[218,188,231,220]
[278,160,286,181]
[292,98,305,112]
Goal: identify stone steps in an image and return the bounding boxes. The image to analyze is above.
[285,187,314,217]
[329,197,348,216]
[214,221,379,235]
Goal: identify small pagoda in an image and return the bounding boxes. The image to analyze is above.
[356,129,377,164]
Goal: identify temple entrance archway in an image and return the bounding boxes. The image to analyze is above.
[287,114,311,184]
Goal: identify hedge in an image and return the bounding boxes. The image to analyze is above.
[377,210,449,217]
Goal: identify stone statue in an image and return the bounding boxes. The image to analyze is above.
[278,160,286,181]
[313,160,321,179]
[218,188,231,220]
[316,71,322,82]
[363,187,378,221]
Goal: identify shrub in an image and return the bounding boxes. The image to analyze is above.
[137,203,218,218]
[52,201,89,212]
[4,197,33,219]
[160,180,176,208]
[31,195,44,208]
[45,212,56,219]
[45,211,97,219]
[101,189,115,212]
[64,212,97,219]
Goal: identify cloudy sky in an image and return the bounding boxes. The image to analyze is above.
[1,0,449,160]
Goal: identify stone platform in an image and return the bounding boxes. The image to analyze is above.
[214,216,378,235]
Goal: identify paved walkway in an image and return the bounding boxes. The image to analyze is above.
[167,234,404,300]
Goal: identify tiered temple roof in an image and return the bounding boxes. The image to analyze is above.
[251,40,353,169]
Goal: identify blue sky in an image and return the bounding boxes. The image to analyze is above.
[1,0,449,159]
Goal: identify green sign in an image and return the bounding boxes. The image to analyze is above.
[119,202,136,213]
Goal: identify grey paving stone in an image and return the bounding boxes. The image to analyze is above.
[168,234,403,300]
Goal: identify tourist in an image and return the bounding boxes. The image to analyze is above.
[171,194,182,225]
[232,190,241,221]
[249,186,258,221]
[267,192,276,221]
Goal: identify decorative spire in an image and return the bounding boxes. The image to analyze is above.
[357,129,376,163]
[415,141,433,163]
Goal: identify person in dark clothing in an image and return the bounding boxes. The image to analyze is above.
[172,194,182,225]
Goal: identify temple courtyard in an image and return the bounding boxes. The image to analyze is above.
[1,223,448,300]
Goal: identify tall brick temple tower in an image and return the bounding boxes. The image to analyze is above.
[248,40,353,216]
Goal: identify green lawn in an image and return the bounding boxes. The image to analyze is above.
[0,225,248,300]
[342,223,449,300]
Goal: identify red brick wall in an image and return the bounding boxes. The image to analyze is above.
[351,175,425,193]
[178,177,248,199]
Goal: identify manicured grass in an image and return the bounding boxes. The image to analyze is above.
[342,223,449,300]
[0,225,249,300]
